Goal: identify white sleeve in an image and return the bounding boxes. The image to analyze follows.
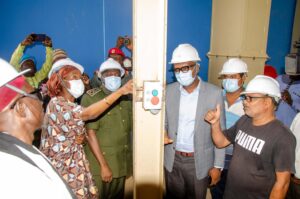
[290,113,300,178]
[0,152,73,199]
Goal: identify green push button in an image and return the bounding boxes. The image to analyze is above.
[152,89,158,96]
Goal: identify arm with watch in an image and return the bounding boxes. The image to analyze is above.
[80,79,133,121]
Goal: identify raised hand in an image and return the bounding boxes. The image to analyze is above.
[205,104,221,125]
[21,33,35,46]
[43,35,52,47]
[124,36,133,51]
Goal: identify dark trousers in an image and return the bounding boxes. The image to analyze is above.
[210,169,228,199]
[165,153,209,199]
[286,177,300,199]
[94,175,126,199]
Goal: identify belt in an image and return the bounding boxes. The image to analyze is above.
[175,150,194,157]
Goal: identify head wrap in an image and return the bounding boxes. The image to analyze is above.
[47,66,79,97]
[52,49,68,64]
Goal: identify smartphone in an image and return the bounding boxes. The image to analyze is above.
[33,34,46,42]
[124,38,130,45]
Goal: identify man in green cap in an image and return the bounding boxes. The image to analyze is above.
[81,57,132,199]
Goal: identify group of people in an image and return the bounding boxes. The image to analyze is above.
[0,34,133,199]
[0,33,299,199]
[164,44,299,199]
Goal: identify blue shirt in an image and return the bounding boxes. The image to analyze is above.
[175,78,200,152]
[276,101,297,128]
[275,75,300,127]
[277,75,300,112]
[223,90,244,169]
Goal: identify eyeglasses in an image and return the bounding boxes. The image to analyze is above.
[240,94,268,102]
[173,64,196,73]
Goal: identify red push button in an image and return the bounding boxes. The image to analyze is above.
[151,96,160,105]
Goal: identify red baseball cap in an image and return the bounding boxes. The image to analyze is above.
[264,65,278,79]
[0,76,26,112]
[108,48,125,57]
[0,58,30,112]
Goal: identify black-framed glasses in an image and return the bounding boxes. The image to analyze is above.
[240,94,268,102]
[173,64,196,73]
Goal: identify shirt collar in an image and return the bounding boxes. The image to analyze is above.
[222,89,243,103]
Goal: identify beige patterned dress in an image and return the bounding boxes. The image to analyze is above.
[40,96,98,199]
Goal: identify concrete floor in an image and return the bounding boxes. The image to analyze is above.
[124,177,213,199]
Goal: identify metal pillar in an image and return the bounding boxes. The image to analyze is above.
[132,0,168,199]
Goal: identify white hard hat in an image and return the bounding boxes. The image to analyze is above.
[98,58,125,77]
[123,57,132,69]
[48,58,84,78]
[169,43,201,64]
[219,58,248,75]
[0,58,30,88]
[241,75,281,101]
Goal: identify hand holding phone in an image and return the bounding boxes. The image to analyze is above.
[33,34,46,42]
[21,34,35,46]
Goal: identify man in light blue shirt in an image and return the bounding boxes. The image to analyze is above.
[176,81,200,152]
[164,44,226,199]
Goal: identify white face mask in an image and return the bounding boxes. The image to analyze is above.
[67,79,85,98]
[175,70,196,86]
[104,76,121,91]
[222,79,240,93]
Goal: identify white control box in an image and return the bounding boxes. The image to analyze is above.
[285,54,300,74]
[143,81,163,110]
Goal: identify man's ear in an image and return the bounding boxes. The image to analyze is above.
[242,74,246,82]
[264,97,273,108]
[14,101,27,118]
[196,63,200,74]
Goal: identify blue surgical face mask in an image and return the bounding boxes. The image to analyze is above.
[222,79,240,93]
[104,76,121,92]
[175,70,196,86]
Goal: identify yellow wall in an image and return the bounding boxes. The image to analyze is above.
[291,0,300,53]
[208,0,272,85]
[132,0,167,198]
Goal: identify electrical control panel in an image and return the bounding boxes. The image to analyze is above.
[143,81,163,110]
